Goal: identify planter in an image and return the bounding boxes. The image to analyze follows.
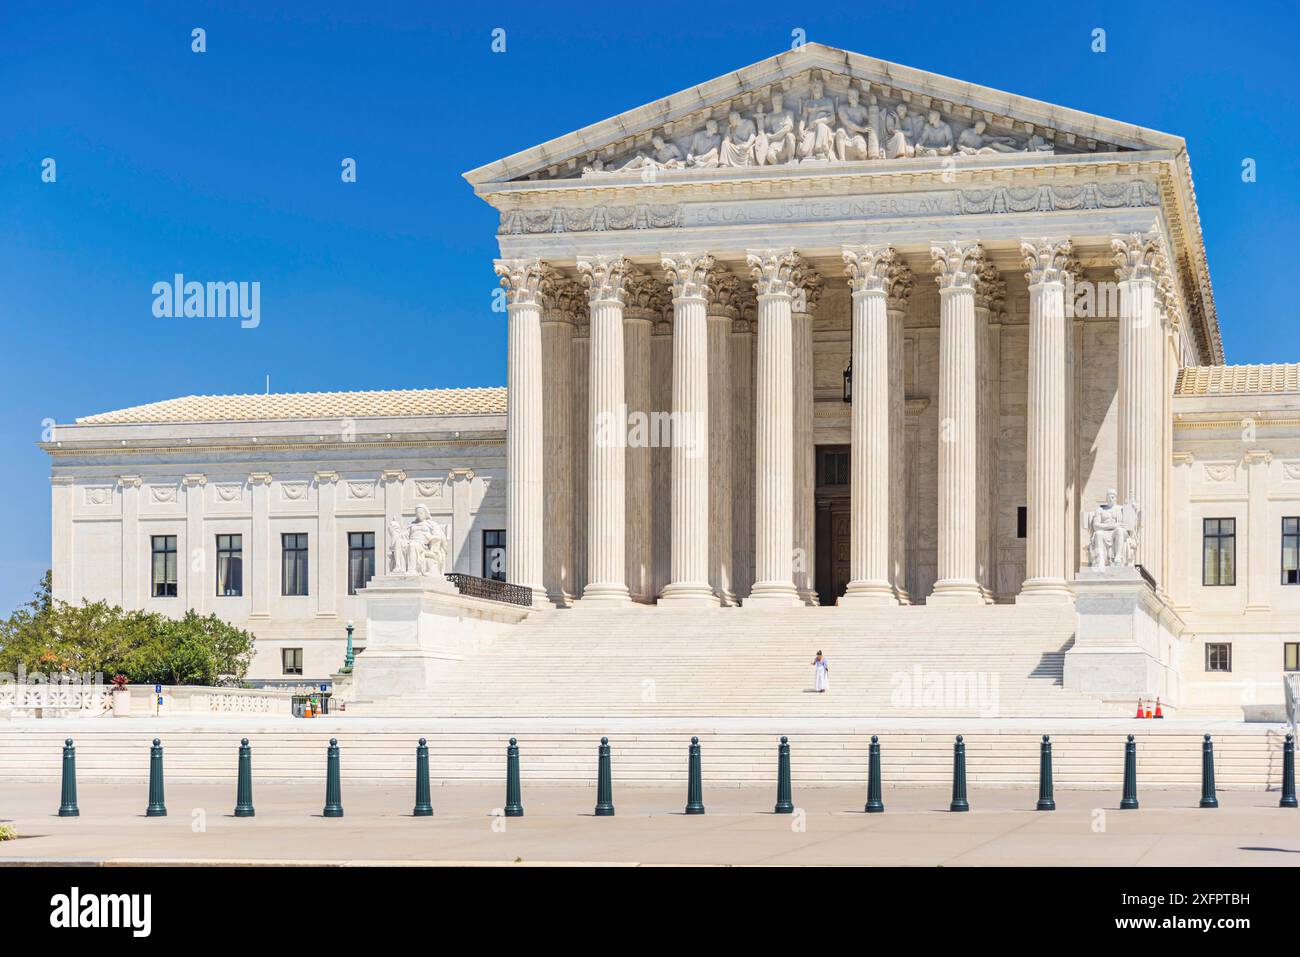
[111,689,131,717]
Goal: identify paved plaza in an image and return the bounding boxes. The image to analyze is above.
[2,781,1297,867]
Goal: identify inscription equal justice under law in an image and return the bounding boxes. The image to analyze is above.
[682,191,957,227]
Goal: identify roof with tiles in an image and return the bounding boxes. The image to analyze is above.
[1174,364,1300,397]
[75,387,507,424]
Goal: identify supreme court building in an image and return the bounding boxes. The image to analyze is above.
[44,46,1300,713]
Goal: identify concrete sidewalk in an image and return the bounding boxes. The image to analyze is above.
[2,781,1297,866]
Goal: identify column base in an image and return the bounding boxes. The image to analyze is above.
[745,581,803,608]
[838,581,899,607]
[927,579,985,606]
[658,582,720,607]
[577,582,633,607]
[527,585,550,609]
[1017,578,1075,605]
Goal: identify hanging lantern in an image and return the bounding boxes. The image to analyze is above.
[842,358,852,403]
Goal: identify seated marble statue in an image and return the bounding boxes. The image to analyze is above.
[797,79,838,161]
[914,110,955,156]
[834,88,881,161]
[956,119,1018,154]
[686,119,722,167]
[719,110,759,167]
[1083,490,1141,568]
[1027,132,1055,153]
[387,504,450,577]
[883,104,924,159]
[755,92,797,166]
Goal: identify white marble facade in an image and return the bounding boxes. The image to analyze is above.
[44,45,1300,711]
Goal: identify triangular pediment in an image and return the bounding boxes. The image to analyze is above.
[464,43,1183,186]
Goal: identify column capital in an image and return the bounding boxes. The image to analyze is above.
[1111,229,1165,283]
[576,254,632,304]
[974,258,1006,313]
[1020,238,1075,286]
[791,264,824,316]
[747,249,802,299]
[843,245,912,310]
[705,269,743,320]
[181,473,207,487]
[380,468,407,484]
[50,475,75,486]
[117,474,142,488]
[1244,449,1273,467]
[623,269,669,322]
[661,253,716,300]
[930,241,984,292]
[248,472,272,486]
[494,258,553,308]
[542,277,585,325]
[1155,265,1183,331]
[313,470,339,485]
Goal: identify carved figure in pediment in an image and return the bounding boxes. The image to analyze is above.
[884,103,924,158]
[957,118,1019,155]
[755,92,797,166]
[915,109,955,156]
[687,119,722,168]
[834,87,882,161]
[1027,132,1055,153]
[796,78,838,161]
[720,110,759,167]
[618,134,684,173]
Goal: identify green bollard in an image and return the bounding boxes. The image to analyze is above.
[234,738,255,818]
[1200,733,1219,809]
[774,736,794,814]
[323,738,344,818]
[1120,734,1139,809]
[504,737,523,817]
[865,735,884,813]
[1036,735,1056,811]
[146,738,167,817]
[950,735,970,812]
[413,737,433,817]
[594,736,615,817]
[1282,733,1298,809]
[684,737,705,815]
[58,738,79,817]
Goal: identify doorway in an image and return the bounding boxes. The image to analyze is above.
[814,445,851,606]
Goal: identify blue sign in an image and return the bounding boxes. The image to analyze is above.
[320,684,328,693]
[154,683,162,694]
[156,696,163,706]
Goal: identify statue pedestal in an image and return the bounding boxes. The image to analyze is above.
[1064,567,1184,707]
[351,575,531,700]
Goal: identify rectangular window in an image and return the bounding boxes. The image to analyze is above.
[348,531,375,595]
[1283,517,1300,586]
[282,648,303,676]
[817,449,850,487]
[216,534,243,597]
[151,535,178,597]
[483,529,506,581]
[1202,518,1236,586]
[1016,506,1027,539]
[1285,642,1299,673]
[1205,642,1232,673]
[281,533,309,596]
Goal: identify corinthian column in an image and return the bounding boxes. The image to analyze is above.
[1018,239,1075,603]
[791,265,823,605]
[886,266,914,602]
[973,258,1004,604]
[1112,230,1165,584]
[839,245,901,606]
[576,254,632,606]
[731,294,757,601]
[746,249,803,607]
[495,258,550,605]
[622,270,663,602]
[706,269,741,605]
[542,278,583,605]
[928,242,985,605]
[659,253,717,606]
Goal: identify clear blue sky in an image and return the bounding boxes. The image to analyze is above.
[2,0,1297,613]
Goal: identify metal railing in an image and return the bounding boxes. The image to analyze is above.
[444,573,533,607]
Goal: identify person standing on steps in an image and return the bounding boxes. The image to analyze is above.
[812,650,829,693]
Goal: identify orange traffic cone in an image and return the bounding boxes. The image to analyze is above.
[1154,697,1164,719]
[1135,698,1145,719]
[1144,701,1153,719]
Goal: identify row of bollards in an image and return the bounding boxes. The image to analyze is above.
[53,731,1300,818]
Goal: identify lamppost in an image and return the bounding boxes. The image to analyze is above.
[341,620,355,674]
[842,358,852,404]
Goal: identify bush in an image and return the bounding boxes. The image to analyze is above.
[0,824,16,842]
[0,574,256,685]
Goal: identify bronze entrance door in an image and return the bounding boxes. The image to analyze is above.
[814,445,852,606]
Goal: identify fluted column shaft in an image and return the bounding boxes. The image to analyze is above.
[496,259,549,605]
[660,254,717,606]
[1019,239,1073,602]
[730,317,757,601]
[929,243,984,604]
[887,302,909,603]
[747,250,802,607]
[707,309,735,604]
[624,313,653,601]
[650,322,673,600]
[571,326,590,596]
[541,304,576,605]
[578,255,632,605]
[791,304,817,604]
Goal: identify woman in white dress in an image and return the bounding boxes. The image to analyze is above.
[811,651,829,693]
